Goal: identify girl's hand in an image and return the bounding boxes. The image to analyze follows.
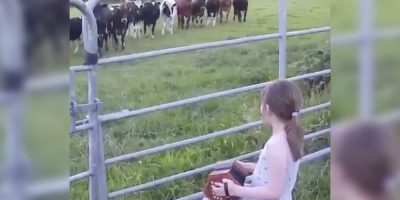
[211,179,240,197]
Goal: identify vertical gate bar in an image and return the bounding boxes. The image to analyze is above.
[87,66,108,200]
[70,69,77,132]
[358,0,375,118]
[70,0,108,199]
[278,0,287,79]
[0,0,27,199]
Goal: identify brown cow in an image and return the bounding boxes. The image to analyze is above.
[177,0,193,29]
[218,0,231,23]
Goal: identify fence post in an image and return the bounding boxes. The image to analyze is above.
[70,0,108,199]
[0,0,28,199]
[278,0,287,79]
[358,0,375,118]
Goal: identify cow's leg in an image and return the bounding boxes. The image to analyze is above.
[226,8,230,22]
[206,11,211,26]
[133,23,137,38]
[133,24,137,39]
[219,10,223,23]
[161,20,166,35]
[151,23,156,39]
[186,16,190,29]
[244,8,247,22]
[104,34,109,51]
[180,15,184,29]
[169,19,174,34]
[121,30,126,50]
[233,9,236,21]
[113,33,118,50]
[177,15,180,29]
[238,10,242,22]
[73,40,79,54]
[144,24,148,38]
[213,12,217,26]
[137,23,142,38]
[128,23,132,37]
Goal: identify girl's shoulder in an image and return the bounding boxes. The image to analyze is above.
[264,133,292,162]
[266,133,287,147]
[264,134,285,152]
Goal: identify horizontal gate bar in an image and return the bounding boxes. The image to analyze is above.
[378,109,400,123]
[108,147,330,199]
[90,27,330,66]
[304,128,330,140]
[99,69,331,123]
[332,27,400,46]
[71,123,93,135]
[27,74,69,92]
[69,171,92,183]
[105,102,330,165]
[70,65,92,72]
[27,178,69,199]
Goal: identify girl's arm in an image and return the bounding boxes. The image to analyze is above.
[235,160,256,174]
[212,142,288,199]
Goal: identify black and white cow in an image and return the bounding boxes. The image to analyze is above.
[93,3,113,55]
[69,3,111,56]
[160,0,177,35]
[69,17,82,54]
[233,0,248,22]
[109,5,129,50]
[205,0,219,26]
[192,0,206,27]
[142,2,161,39]
[127,0,144,38]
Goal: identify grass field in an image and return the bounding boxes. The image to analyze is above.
[70,0,330,199]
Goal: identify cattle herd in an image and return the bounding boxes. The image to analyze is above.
[70,0,249,56]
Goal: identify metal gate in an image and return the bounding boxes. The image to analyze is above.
[68,0,331,199]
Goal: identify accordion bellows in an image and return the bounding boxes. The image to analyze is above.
[203,161,249,200]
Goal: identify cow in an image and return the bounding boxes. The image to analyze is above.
[93,3,113,55]
[69,4,111,56]
[69,17,82,54]
[232,0,247,22]
[127,0,144,38]
[192,0,206,27]
[109,5,129,50]
[219,0,232,23]
[205,0,219,26]
[177,0,193,29]
[23,0,69,66]
[142,2,161,39]
[160,0,177,35]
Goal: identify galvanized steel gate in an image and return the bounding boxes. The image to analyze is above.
[68,0,332,199]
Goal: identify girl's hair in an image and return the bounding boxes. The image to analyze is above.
[261,80,304,161]
[333,121,400,199]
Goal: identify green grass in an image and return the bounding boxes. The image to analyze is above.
[70,0,330,199]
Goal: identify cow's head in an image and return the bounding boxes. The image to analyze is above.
[162,2,171,17]
[113,7,129,35]
[93,3,110,24]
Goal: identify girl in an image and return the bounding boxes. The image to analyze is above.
[211,79,304,200]
[331,120,400,200]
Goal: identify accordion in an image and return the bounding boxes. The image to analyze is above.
[203,161,250,200]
